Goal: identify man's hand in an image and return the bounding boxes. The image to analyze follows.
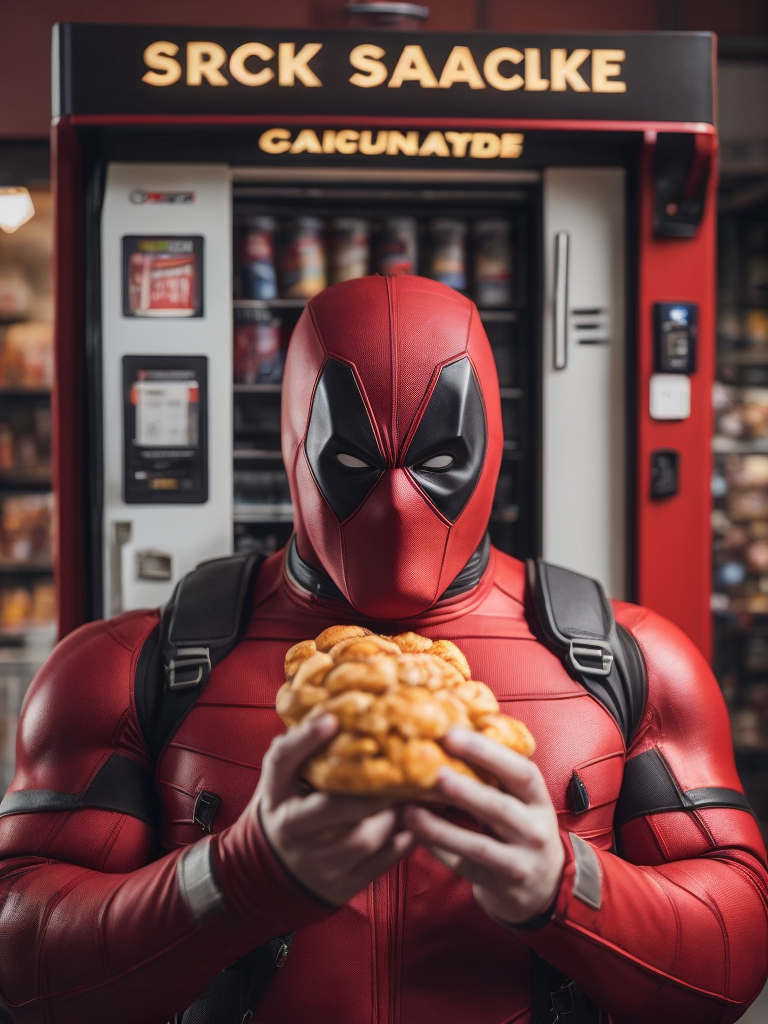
[402,727,564,926]
[254,713,415,907]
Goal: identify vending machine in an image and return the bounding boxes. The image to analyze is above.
[51,25,717,658]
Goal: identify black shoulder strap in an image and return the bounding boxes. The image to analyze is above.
[136,552,265,765]
[525,558,647,748]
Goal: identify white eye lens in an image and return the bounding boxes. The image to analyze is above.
[336,452,371,469]
[421,454,454,470]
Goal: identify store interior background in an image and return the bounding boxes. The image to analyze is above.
[1,5,768,1015]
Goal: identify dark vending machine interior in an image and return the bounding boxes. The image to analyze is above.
[230,181,539,568]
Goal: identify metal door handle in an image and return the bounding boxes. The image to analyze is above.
[554,231,570,370]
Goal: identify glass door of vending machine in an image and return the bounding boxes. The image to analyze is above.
[229,175,541,565]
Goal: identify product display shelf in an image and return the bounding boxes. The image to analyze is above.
[230,180,536,563]
[712,179,768,782]
[0,190,55,668]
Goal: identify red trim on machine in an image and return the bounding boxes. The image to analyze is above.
[52,121,87,639]
[635,130,716,659]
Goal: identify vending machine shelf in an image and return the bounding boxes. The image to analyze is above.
[713,437,768,454]
[233,299,307,310]
[718,350,768,367]
[233,384,282,395]
[234,505,294,524]
[478,310,519,323]
[0,562,53,575]
[0,388,51,399]
[233,449,284,461]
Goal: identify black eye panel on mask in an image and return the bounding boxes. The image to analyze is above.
[305,359,384,522]
[405,358,487,523]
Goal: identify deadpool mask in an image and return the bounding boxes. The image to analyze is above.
[282,275,503,620]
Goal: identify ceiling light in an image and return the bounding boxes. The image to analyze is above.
[0,188,35,234]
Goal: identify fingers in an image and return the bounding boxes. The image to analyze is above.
[433,768,530,843]
[402,805,515,877]
[350,828,416,887]
[442,728,549,805]
[285,792,400,838]
[260,714,338,807]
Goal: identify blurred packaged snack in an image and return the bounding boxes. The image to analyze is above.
[30,581,55,625]
[330,218,370,284]
[0,587,32,632]
[745,308,768,349]
[0,494,53,563]
[746,540,768,573]
[728,488,768,521]
[474,219,513,306]
[0,321,53,389]
[374,217,418,277]
[740,388,768,438]
[238,216,278,300]
[233,470,292,508]
[233,521,293,557]
[233,309,284,384]
[0,267,32,320]
[277,217,327,299]
[727,454,768,488]
[718,307,742,349]
[428,219,467,290]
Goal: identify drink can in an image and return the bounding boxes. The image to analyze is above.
[238,216,278,301]
[374,217,418,277]
[429,219,467,291]
[331,218,370,284]
[473,219,513,307]
[277,217,327,299]
[233,309,284,384]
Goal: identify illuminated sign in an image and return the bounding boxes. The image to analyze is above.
[141,41,627,95]
[257,127,524,158]
[53,25,715,126]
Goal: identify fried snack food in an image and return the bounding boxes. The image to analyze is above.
[276,625,535,797]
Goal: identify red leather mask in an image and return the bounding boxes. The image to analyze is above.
[282,275,503,619]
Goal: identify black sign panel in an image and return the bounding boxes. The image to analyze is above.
[54,24,714,125]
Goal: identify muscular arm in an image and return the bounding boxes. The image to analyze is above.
[522,604,768,1023]
[0,614,333,1024]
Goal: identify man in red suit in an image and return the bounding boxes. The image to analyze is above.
[0,275,765,1024]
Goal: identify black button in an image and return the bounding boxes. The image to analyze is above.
[568,771,590,814]
[650,449,679,499]
[193,790,221,833]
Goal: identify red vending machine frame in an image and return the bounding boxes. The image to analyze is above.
[51,26,717,656]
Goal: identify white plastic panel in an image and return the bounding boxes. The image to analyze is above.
[101,164,233,617]
[542,168,626,599]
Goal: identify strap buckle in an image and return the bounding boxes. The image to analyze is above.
[551,978,576,1020]
[568,639,614,678]
[166,647,211,690]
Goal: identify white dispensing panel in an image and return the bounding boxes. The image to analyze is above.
[101,164,233,616]
[542,168,626,599]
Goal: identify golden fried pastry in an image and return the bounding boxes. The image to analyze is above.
[276,625,535,797]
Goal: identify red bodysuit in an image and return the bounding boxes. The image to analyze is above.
[0,277,765,1024]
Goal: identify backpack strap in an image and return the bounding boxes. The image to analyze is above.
[136,551,265,771]
[525,558,647,749]
[162,552,265,691]
[526,558,643,1024]
[133,551,296,1024]
[529,952,602,1024]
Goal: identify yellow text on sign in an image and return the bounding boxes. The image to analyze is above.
[141,41,626,94]
[258,128,525,159]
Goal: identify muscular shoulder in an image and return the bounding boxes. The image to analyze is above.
[613,600,740,788]
[14,609,159,791]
